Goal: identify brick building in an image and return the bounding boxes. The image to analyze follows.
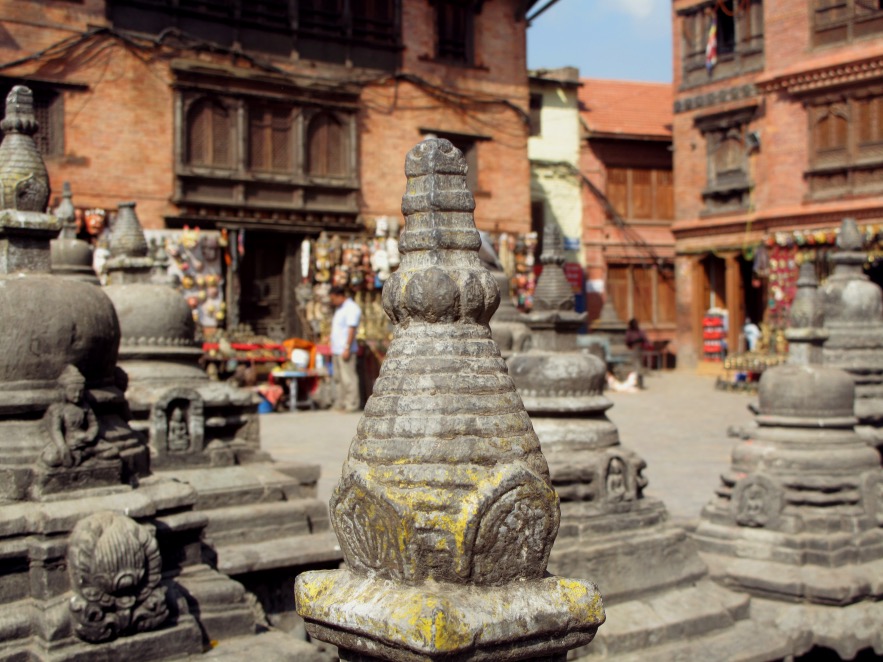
[579,79,676,347]
[0,0,538,337]
[672,0,883,366]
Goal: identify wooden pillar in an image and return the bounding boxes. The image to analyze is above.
[724,252,743,356]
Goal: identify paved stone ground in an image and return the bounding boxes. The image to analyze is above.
[260,369,757,527]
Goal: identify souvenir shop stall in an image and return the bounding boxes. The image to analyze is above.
[718,222,883,391]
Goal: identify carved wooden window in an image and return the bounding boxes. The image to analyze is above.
[606,262,677,327]
[351,0,397,43]
[248,104,293,173]
[696,106,755,214]
[436,1,473,64]
[307,112,346,177]
[679,1,764,86]
[186,99,233,168]
[807,94,883,197]
[813,0,883,46]
[606,167,674,221]
[299,0,343,34]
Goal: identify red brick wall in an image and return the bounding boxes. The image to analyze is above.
[0,0,531,234]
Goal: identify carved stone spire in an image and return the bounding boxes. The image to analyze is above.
[56,182,76,239]
[532,218,575,314]
[0,86,49,213]
[296,138,604,661]
[50,182,99,284]
[785,261,826,367]
[105,202,154,284]
[0,86,60,274]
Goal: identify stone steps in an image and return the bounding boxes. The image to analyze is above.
[217,530,342,576]
[203,498,330,547]
[158,462,319,510]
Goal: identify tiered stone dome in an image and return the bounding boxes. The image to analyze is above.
[0,87,120,406]
[817,218,883,326]
[102,202,200,359]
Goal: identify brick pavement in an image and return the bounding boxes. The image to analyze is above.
[260,369,757,527]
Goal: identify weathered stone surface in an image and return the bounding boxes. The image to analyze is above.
[819,217,883,453]
[296,138,604,661]
[694,261,883,659]
[507,219,781,660]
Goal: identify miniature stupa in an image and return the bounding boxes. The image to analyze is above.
[0,85,324,661]
[693,262,883,659]
[49,182,98,283]
[489,267,532,357]
[102,202,341,624]
[818,217,883,456]
[507,220,786,661]
[296,138,605,661]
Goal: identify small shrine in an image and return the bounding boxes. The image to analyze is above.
[506,221,785,660]
[49,182,98,284]
[0,85,324,660]
[101,200,341,624]
[693,262,883,659]
[296,138,605,661]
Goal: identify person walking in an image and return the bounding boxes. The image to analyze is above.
[329,286,362,412]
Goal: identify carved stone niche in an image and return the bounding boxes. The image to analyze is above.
[602,452,648,505]
[731,473,783,528]
[151,388,205,463]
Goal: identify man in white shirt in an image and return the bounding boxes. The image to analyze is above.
[329,286,362,412]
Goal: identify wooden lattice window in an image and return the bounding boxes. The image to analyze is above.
[249,104,293,172]
[607,168,629,218]
[813,0,883,46]
[857,95,883,146]
[606,167,674,221]
[299,0,343,33]
[307,112,346,177]
[186,99,232,168]
[436,1,472,64]
[351,0,397,42]
[812,104,849,165]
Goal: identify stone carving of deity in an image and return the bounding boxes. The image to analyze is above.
[606,456,630,502]
[41,365,117,468]
[166,405,190,453]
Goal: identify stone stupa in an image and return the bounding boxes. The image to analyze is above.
[818,217,883,456]
[49,181,98,284]
[693,262,883,659]
[506,220,787,661]
[101,201,341,625]
[296,138,605,661]
[0,85,322,661]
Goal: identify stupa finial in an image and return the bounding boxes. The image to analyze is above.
[0,86,50,214]
[785,261,826,366]
[55,182,77,239]
[110,202,149,259]
[836,217,863,252]
[531,218,576,313]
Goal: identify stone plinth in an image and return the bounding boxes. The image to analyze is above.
[506,219,786,661]
[296,139,604,662]
[819,217,883,455]
[693,263,883,660]
[102,202,340,625]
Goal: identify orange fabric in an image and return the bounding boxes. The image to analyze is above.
[283,337,317,370]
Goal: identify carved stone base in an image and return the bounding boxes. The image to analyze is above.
[295,569,604,662]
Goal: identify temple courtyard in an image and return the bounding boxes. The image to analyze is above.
[261,369,755,527]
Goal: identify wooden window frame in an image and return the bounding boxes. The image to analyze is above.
[812,0,883,47]
[806,90,883,199]
[529,93,543,137]
[606,262,677,328]
[605,167,675,222]
[431,0,478,66]
[678,0,764,87]
[306,110,349,178]
[695,106,756,214]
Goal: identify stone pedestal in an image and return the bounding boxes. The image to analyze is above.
[296,139,605,661]
[693,263,883,659]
